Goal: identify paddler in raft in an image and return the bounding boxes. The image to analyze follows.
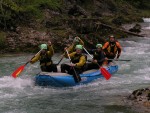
[61,45,87,81]
[59,36,84,63]
[30,41,57,72]
[66,36,84,53]
[102,35,122,63]
[85,44,107,70]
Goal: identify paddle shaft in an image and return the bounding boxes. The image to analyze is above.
[25,49,43,66]
[84,47,101,64]
[83,47,111,80]
[108,59,131,61]
[12,49,43,78]
[56,55,64,65]
[87,58,105,63]
[66,49,81,83]
[84,47,130,62]
[83,47,93,58]
[56,39,77,65]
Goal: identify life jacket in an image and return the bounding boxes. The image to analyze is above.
[40,52,52,66]
[93,50,105,61]
[71,53,87,70]
[104,42,120,54]
[71,53,83,64]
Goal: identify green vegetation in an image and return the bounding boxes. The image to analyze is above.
[0,0,149,53]
[122,0,150,17]
[0,32,6,49]
[123,0,150,9]
[0,0,61,30]
[0,0,149,31]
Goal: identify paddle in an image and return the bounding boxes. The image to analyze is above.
[56,55,64,65]
[108,59,131,61]
[83,47,111,80]
[65,49,81,83]
[11,49,43,78]
[56,39,77,66]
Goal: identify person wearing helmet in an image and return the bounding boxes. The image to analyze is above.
[102,35,122,63]
[30,41,57,72]
[61,44,86,81]
[67,36,84,53]
[85,44,107,70]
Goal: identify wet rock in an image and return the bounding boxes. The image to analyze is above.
[126,88,150,112]
[129,24,141,33]
[128,94,137,100]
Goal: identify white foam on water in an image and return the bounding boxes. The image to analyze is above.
[133,66,150,74]
[4,110,27,113]
[143,18,150,22]
[0,76,33,89]
[144,26,150,29]
[0,76,35,100]
[119,63,131,71]
[0,26,150,113]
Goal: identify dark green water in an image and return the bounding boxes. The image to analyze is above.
[0,19,150,113]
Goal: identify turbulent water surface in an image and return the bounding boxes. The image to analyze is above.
[0,19,150,113]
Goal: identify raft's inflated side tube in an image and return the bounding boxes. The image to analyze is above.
[34,65,118,87]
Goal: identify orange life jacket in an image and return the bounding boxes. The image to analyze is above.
[102,41,121,55]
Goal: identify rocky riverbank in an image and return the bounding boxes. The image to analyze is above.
[0,0,150,53]
[124,88,150,113]
[123,19,150,113]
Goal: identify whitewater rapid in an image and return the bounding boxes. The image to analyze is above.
[0,18,150,113]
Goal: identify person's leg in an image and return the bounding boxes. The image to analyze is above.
[107,56,115,64]
[46,65,52,72]
[40,66,47,72]
[61,64,71,73]
[71,67,82,82]
[86,63,99,70]
[51,64,58,72]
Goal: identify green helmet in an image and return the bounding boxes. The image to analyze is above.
[96,44,102,48]
[39,44,47,50]
[75,44,83,50]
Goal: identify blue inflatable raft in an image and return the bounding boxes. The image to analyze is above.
[34,65,118,87]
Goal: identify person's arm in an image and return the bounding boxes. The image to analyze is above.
[75,56,86,67]
[30,54,40,64]
[67,37,85,53]
[47,41,54,56]
[64,52,76,59]
[102,42,109,55]
[78,38,84,46]
[47,45,54,57]
[97,52,106,63]
[116,42,122,58]
[66,44,75,53]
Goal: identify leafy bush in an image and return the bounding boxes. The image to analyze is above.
[0,32,6,49]
[123,0,150,9]
[0,0,61,30]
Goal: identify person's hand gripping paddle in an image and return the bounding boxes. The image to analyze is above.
[65,49,81,83]
[11,49,43,78]
[83,47,111,80]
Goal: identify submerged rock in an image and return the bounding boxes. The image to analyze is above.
[126,88,150,112]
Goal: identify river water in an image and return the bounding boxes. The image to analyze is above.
[0,19,150,113]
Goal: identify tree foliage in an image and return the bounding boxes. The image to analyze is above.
[123,0,150,9]
[0,0,61,30]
